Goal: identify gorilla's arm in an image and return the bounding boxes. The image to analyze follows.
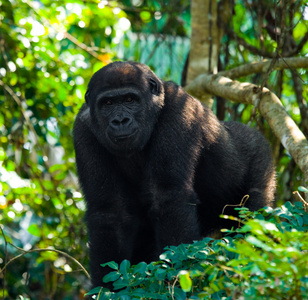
[73,105,139,287]
[144,86,207,251]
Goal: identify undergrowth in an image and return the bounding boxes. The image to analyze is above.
[86,201,308,300]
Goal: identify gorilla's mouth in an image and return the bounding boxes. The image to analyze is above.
[109,129,138,144]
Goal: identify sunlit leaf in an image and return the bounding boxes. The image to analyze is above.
[179,270,192,292]
[28,224,42,237]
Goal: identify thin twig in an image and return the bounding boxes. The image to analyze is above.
[221,195,249,215]
[0,242,90,279]
[292,191,308,211]
[0,226,8,300]
[0,80,38,145]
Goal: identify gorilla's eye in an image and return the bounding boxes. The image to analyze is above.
[126,97,133,103]
[106,100,113,105]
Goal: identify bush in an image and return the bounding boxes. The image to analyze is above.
[86,201,308,299]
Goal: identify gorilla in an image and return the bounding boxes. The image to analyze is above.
[73,61,276,287]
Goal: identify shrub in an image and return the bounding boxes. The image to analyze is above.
[86,201,308,300]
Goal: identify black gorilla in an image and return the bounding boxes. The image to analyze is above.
[73,61,276,287]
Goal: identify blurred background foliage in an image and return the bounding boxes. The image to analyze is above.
[0,0,307,299]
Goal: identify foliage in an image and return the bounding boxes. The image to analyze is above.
[219,0,308,203]
[0,0,307,298]
[0,1,191,298]
[0,0,122,298]
[87,201,308,300]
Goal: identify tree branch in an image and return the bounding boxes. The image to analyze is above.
[291,69,308,135]
[218,57,308,79]
[186,73,308,189]
[186,57,308,100]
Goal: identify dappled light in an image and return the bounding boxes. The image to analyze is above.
[0,0,307,298]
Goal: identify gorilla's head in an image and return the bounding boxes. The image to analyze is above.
[85,61,165,156]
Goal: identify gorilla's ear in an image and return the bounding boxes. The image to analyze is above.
[149,78,161,96]
[85,90,90,104]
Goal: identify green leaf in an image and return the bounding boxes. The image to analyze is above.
[298,186,308,193]
[84,286,106,295]
[295,215,303,227]
[113,277,129,290]
[101,261,119,270]
[133,261,148,274]
[208,268,218,282]
[155,268,167,280]
[103,271,121,283]
[97,291,115,300]
[48,164,64,173]
[28,224,42,237]
[119,259,131,279]
[140,11,151,22]
[179,270,192,292]
[0,148,6,160]
[245,235,272,251]
[118,295,131,300]
[173,287,187,300]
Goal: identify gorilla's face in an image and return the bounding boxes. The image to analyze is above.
[94,87,144,152]
[85,62,164,156]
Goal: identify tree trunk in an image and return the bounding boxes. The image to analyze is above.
[186,0,221,107]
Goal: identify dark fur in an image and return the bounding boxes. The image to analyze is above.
[73,61,276,287]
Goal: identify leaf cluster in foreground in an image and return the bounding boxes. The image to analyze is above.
[86,201,308,300]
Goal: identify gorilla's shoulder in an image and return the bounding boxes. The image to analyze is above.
[163,80,195,103]
[163,80,182,93]
[74,103,91,131]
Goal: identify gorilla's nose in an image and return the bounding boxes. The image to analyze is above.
[110,115,132,129]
